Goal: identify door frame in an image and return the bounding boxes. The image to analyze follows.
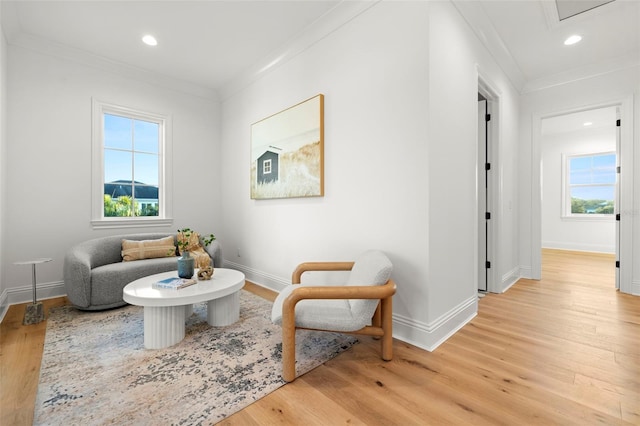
[477,72,500,293]
[531,96,634,294]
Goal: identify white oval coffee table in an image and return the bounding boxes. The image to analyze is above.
[123,268,245,349]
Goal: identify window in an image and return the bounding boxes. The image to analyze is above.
[92,100,172,228]
[563,152,616,217]
[263,159,272,174]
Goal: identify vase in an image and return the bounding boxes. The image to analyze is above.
[177,251,195,279]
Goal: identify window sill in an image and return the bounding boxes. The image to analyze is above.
[91,217,174,230]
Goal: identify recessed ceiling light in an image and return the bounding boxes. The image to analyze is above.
[564,35,582,46]
[583,122,593,126]
[142,35,158,46]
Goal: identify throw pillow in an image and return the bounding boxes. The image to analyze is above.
[121,236,176,262]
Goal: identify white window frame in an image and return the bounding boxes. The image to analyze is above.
[263,159,272,174]
[562,151,615,221]
[91,99,173,229]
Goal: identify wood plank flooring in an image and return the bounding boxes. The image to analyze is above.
[1,249,638,425]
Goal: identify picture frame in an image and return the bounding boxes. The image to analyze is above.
[250,94,324,200]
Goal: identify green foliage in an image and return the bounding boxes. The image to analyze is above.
[103,195,159,217]
[139,204,158,216]
[104,195,133,217]
[176,228,216,252]
[571,198,614,215]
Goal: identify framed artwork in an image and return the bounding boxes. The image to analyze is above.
[251,94,324,199]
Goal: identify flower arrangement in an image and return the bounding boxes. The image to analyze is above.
[176,228,216,279]
[176,228,216,253]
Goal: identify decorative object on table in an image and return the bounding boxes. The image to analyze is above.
[176,229,216,279]
[176,251,195,279]
[14,258,52,325]
[197,265,214,280]
[251,94,324,200]
[34,291,357,425]
[152,277,197,290]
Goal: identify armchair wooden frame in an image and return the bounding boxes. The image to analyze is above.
[281,261,397,382]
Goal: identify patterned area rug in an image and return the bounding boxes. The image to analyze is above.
[34,290,357,425]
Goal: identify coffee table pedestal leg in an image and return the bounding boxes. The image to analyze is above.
[185,304,194,319]
[207,292,240,326]
[144,305,186,349]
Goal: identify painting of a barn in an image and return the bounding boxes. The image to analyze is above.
[257,150,279,184]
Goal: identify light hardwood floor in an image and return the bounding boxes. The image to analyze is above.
[1,249,638,425]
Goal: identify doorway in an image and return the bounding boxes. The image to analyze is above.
[476,77,499,294]
[477,94,490,293]
[532,97,633,294]
[540,106,618,287]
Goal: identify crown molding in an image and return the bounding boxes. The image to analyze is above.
[218,0,380,101]
[6,31,219,101]
[451,0,526,93]
[521,52,640,94]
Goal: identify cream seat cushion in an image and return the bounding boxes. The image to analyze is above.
[271,250,393,332]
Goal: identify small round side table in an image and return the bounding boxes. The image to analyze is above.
[14,258,52,325]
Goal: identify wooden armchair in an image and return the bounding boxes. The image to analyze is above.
[271,250,397,382]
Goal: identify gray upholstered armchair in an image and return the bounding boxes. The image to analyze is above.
[271,250,396,382]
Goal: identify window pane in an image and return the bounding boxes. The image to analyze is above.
[570,169,592,184]
[569,156,590,172]
[569,153,616,185]
[134,120,159,153]
[571,185,614,201]
[592,154,616,184]
[133,182,159,217]
[593,154,616,169]
[570,185,615,214]
[104,114,132,150]
[104,149,132,183]
[568,153,616,214]
[592,169,616,184]
[95,102,169,224]
[134,152,158,186]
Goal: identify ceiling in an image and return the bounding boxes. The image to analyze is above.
[0,0,342,93]
[1,0,638,96]
[477,0,639,88]
[541,105,617,136]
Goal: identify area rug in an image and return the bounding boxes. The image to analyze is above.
[34,290,357,425]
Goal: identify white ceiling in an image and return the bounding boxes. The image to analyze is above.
[0,0,342,93]
[478,0,639,87]
[1,0,638,97]
[541,105,617,136]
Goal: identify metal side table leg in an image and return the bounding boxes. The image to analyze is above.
[15,258,52,325]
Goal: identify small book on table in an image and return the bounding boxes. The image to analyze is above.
[153,277,197,290]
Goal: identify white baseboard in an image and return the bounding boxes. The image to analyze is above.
[501,267,520,293]
[223,260,289,292]
[227,259,479,352]
[632,280,640,296]
[519,265,533,279]
[0,281,67,323]
[0,289,8,323]
[542,241,615,254]
[392,295,477,352]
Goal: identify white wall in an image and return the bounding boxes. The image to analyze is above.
[221,1,520,350]
[519,66,639,295]
[0,13,7,317]
[429,1,522,297]
[541,125,616,253]
[3,45,221,304]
